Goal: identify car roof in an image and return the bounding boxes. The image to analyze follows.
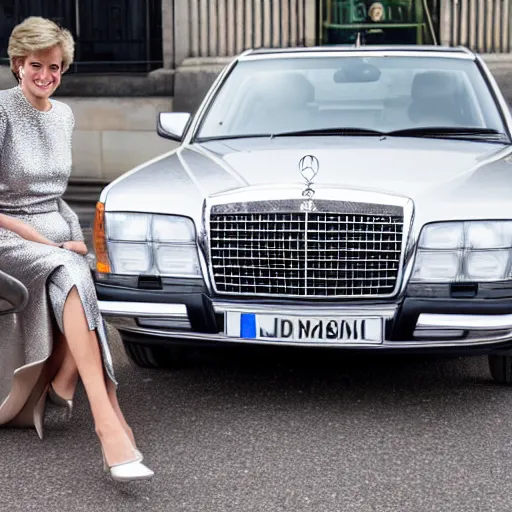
[239,45,476,60]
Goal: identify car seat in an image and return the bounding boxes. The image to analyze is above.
[0,270,28,316]
[408,71,465,126]
[250,72,316,133]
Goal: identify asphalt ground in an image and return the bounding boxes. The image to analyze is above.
[1,341,512,512]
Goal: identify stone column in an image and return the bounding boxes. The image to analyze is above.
[439,0,453,46]
[161,0,175,67]
[173,0,191,67]
[305,0,318,46]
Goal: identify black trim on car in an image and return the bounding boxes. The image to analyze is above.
[96,282,219,333]
[406,281,512,300]
[392,297,512,341]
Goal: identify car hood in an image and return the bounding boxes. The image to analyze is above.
[103,136,512,231]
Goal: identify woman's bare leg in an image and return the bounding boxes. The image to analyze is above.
[51,328,137,447]
[106,379,137,448]
[62,287,136,466]
[50,332,78,400]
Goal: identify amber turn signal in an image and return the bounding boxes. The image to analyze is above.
[93,201,111,273]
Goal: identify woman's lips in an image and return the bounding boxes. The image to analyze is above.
[34,81,52,89]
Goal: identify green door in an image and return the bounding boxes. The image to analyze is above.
[321,0,439,46]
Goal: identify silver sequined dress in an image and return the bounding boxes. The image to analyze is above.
[0,85,115,426]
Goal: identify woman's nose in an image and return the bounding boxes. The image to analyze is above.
[39,68,51,80]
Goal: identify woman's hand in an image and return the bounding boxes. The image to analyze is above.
[0,215,89,255]
[62,241,88,255]
[0,213,56,246]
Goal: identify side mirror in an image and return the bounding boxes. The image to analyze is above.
[0,270,29,316]
[157,112,192,142]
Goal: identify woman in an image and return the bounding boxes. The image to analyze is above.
[0,16,154,482]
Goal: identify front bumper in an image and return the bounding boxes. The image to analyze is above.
[96,283,512,354]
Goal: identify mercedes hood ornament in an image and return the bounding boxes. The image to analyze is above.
[299,155,319,212]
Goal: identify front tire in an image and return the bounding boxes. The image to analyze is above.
[488,354,512,385]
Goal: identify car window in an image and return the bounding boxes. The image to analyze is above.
[197,56,506,138]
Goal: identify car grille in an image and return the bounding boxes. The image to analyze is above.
[209,207,404,298]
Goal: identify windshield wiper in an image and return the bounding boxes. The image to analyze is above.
[198,127,508,143]
[271,127,385,138]
[386,126,507,140]
[198,133,272,142]
[272,126,508,142]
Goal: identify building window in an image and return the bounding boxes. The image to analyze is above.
[0,0,163,73]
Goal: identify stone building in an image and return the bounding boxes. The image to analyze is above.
[0,0,511,181]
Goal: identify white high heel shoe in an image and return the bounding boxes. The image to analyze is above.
[48,383,73,419]
[101,447,154,482]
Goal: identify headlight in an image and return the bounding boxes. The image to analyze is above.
[418,222,464,250]
[109,242,152,275]
[465,250,509,280]
[412,221,512,282]
[106,213,149,241]
[413,251,462,281]
[152,216,195,242]
[154,245,201,276]
[466,222,512,249]
[104,213,201,278]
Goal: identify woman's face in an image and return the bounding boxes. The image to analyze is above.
[17,45,63,102]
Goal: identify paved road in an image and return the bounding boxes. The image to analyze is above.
[1,340,512,512]
[2,202,511,511]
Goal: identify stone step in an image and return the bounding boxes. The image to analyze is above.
[64,178,108,204]
[64,179,106,234]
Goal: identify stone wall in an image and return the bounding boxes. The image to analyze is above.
[63,97,179,181]
[482,55,512,106]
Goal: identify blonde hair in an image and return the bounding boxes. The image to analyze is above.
[8,16,75,77]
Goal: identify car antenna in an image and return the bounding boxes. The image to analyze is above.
[354,32,363,47]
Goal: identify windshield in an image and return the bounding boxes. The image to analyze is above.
[197,55,507,140]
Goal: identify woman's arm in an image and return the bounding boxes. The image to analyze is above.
[0,213,61,247]
[0,214,87,254]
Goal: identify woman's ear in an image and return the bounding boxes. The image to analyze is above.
[13,59,24,81]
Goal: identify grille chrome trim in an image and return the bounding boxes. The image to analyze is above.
[206,193,413,299]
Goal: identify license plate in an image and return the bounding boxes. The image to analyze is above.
[225,312,383,344]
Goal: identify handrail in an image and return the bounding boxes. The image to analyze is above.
[323,22,426,29]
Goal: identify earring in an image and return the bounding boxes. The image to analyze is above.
[18,67,24,80]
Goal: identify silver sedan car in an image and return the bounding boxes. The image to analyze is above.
[93,45,512,384]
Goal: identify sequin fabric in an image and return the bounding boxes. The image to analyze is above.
[0,86,116,426]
